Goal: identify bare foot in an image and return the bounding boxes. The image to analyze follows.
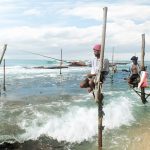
[88,88,93,93]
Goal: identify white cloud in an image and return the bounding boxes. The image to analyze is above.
[1,21,149,61]
[0,25,99,60]
[60,4,150,22]
[0,1,149,60]
[23,9,41,16]
[123,0,150,5]
[1,21,150,58]
[109,5,150,22]
[60,5,101,20]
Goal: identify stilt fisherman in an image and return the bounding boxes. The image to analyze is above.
[128,56,140,87]
[80,44,109,92]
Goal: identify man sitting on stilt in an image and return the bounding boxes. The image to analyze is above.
[128,56,140,88]
[80,44,109,93]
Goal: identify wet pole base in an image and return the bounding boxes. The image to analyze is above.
[98,94,104,150]
[141,88,148,104]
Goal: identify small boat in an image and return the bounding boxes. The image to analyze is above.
[69,61,87,67]
[33,66,68,69]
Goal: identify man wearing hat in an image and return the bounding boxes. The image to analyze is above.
[80,44,109,92]
[128,56,140,87]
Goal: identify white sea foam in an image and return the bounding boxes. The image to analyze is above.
[19,106,97,143]
[0,66,90,80]
[18,96,134,143]
[105,91,128,95]
[0,66,60,79]
[104,96,135,129]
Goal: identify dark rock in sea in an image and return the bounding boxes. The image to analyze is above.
[0,136,70,150]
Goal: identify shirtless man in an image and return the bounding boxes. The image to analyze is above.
[128,56,140,87]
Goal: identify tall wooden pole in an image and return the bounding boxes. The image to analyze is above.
[0,44,7,65]
[140,34,147,104]
[3,59,6,91]
[111,47,115,82]
[95,7,108,150]
[60,49,62,75]
[141,34,145,68]
[112,47,114,67]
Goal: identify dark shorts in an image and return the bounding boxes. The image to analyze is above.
[130,74,140,83]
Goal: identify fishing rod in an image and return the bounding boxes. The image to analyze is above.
[23,50,71,63]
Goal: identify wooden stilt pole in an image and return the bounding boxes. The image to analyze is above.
[111,47,115,82]
[112,47,114,69]
[3,59,6,91]
[0,44,7,65]
[60,49,62,75]
[0,44,7,94]
[95,7,108,150]
[0,85,1,96]
[140,34,147,104]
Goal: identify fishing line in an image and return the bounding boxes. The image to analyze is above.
[22,50,71,64]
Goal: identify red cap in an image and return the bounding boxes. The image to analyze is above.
[93,44,101,51]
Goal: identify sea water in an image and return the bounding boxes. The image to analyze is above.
[0,59,150,150]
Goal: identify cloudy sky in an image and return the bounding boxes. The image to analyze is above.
[0,0,150,61]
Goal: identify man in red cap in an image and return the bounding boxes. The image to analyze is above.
[80,44,109,92]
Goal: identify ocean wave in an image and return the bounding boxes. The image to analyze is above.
[16,97,134,143]
[0,66,90,79]
[104,96,135,129]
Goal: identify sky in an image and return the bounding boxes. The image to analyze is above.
[0,0,150,61]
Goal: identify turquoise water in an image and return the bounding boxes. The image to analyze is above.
[0,60,150,149]
[3,59,59,67]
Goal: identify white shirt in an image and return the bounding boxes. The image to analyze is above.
[91,58,109,74]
